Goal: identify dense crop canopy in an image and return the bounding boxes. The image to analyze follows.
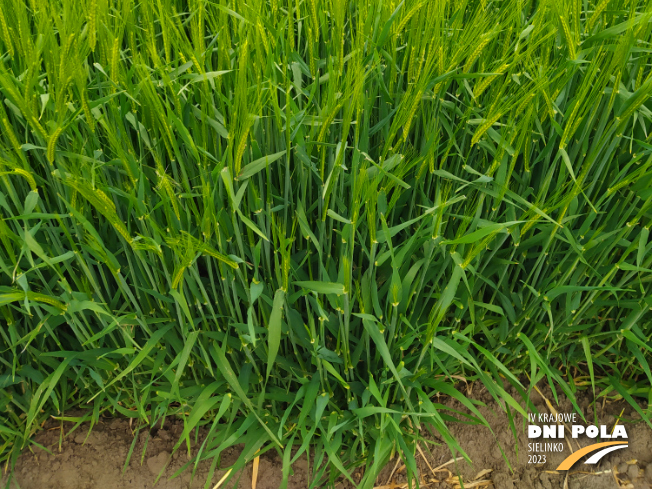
[1,0,652,486]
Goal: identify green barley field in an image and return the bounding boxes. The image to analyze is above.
[1,0,652,486]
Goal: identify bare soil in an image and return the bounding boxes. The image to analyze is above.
[2,385,651,489]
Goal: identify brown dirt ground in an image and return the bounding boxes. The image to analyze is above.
[2,385,651,489]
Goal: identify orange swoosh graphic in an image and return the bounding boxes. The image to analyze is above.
[556,442,628,470]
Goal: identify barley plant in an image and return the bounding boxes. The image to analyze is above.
[1,0,652,486]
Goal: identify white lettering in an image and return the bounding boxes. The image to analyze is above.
[572,425,585,438]
[529,442,564,452]
[600,425,611,438]
[586,426,599,438]
[528,425,542,438]
[612,425,628,439]
[543,425,557,438]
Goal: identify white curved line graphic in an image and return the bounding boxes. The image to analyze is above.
[584,444,628,464]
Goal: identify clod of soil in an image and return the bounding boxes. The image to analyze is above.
[492,471,513,489]
[147,451,170,476]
